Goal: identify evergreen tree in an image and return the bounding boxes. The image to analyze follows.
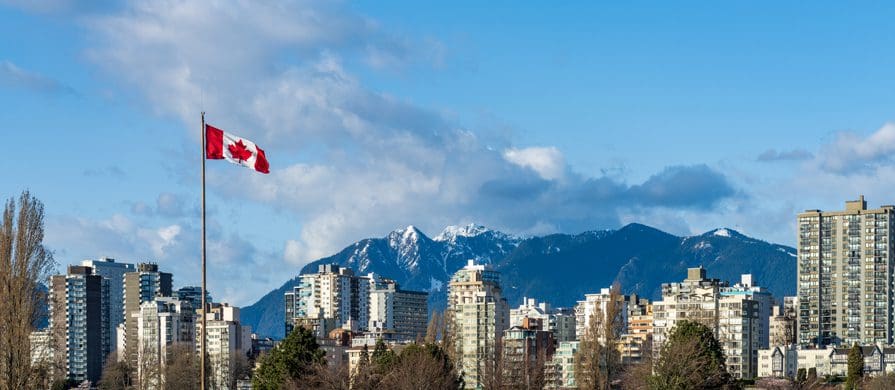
[252,326,325,390]
[845,343,864,390]
[650,320,730,390]
[371,339,398,370]
[359,344,370,368]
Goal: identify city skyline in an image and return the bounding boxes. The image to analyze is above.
[3,2,895,306]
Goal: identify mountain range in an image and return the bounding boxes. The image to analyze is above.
[242,223,797,338]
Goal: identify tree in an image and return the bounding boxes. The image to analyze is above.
[425,312,440,344]
[0,191,55,390]
[371,339,398,372]
[226,352,252,389]
[379,343,462,390]
[649,320,730,390]
[479,338,506,390]
[351,344,375,390]
[845,343,864,390]
[98,352,133,390]
[576,283,624,390]
[164,343,200,390]
[289,363,350,390]
[620,335,653,390]
[135,338,162,390]
[253,326,325,389]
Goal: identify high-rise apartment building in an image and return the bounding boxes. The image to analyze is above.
[121,263,173,367]
[510,297,577,342]
[80,257,134,353]
[49,265,110,384]
[287,264,368,336]
[575,287,629,341]
[368,276,429,341]
[797,196,895,347]
[722,274,773,350]
[502,318,555,389]
[134,297,196,387]
[285,265,428,340]
[196,303,252,390]
[448,260,510,389]
[652,267,765,379]
[175,285,212,310]
[621,295,653,364]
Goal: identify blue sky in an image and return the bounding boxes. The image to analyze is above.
[2,1,895,305]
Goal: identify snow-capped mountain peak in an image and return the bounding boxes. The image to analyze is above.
[713,228,731,237]
[434,223,491,242]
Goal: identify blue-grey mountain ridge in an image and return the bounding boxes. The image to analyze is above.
[242,223,797,339]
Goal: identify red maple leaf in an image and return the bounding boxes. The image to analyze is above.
[228,140,253,162]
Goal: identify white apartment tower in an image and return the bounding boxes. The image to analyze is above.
[134,297,196,387]
[196,303,252,390]
[448,260,510,389]
[652,267,765,379]
[286,265,428,340]
[289,264,369,336]
[797,196,895,347]
[575,287,629,341]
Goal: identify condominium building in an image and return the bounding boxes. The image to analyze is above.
[367,275,429,341]
[575,287,629,341]
[769,305,797,346]
[653,267,766,379]
[121,263,173,367]
[448,260,510,389]
[133,297,196,387]
[175,285,212,310]
[287,264,369,336]
[196,303,252,390]
[49,265,110,384]
[80,257,134,352]
[723,274,773,349]
[545,341,579,389]
[29,330,53,373]
[652,267,726,353]
[718,290,761,379]
[510,297,577,342]
[502,318,555,389]
[286,265,428,341]
[797,196,895,347]
[622,295,653,364]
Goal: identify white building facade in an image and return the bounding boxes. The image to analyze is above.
[448,260,510,389]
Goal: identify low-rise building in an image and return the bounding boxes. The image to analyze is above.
[758,345,895,379]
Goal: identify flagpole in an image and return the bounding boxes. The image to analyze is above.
[200,111,207,390]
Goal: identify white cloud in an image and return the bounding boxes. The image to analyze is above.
[73,1,742,297]
[502,146,566,181]
[819,123,895,173]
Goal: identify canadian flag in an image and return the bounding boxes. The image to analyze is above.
[205,124,270,174]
